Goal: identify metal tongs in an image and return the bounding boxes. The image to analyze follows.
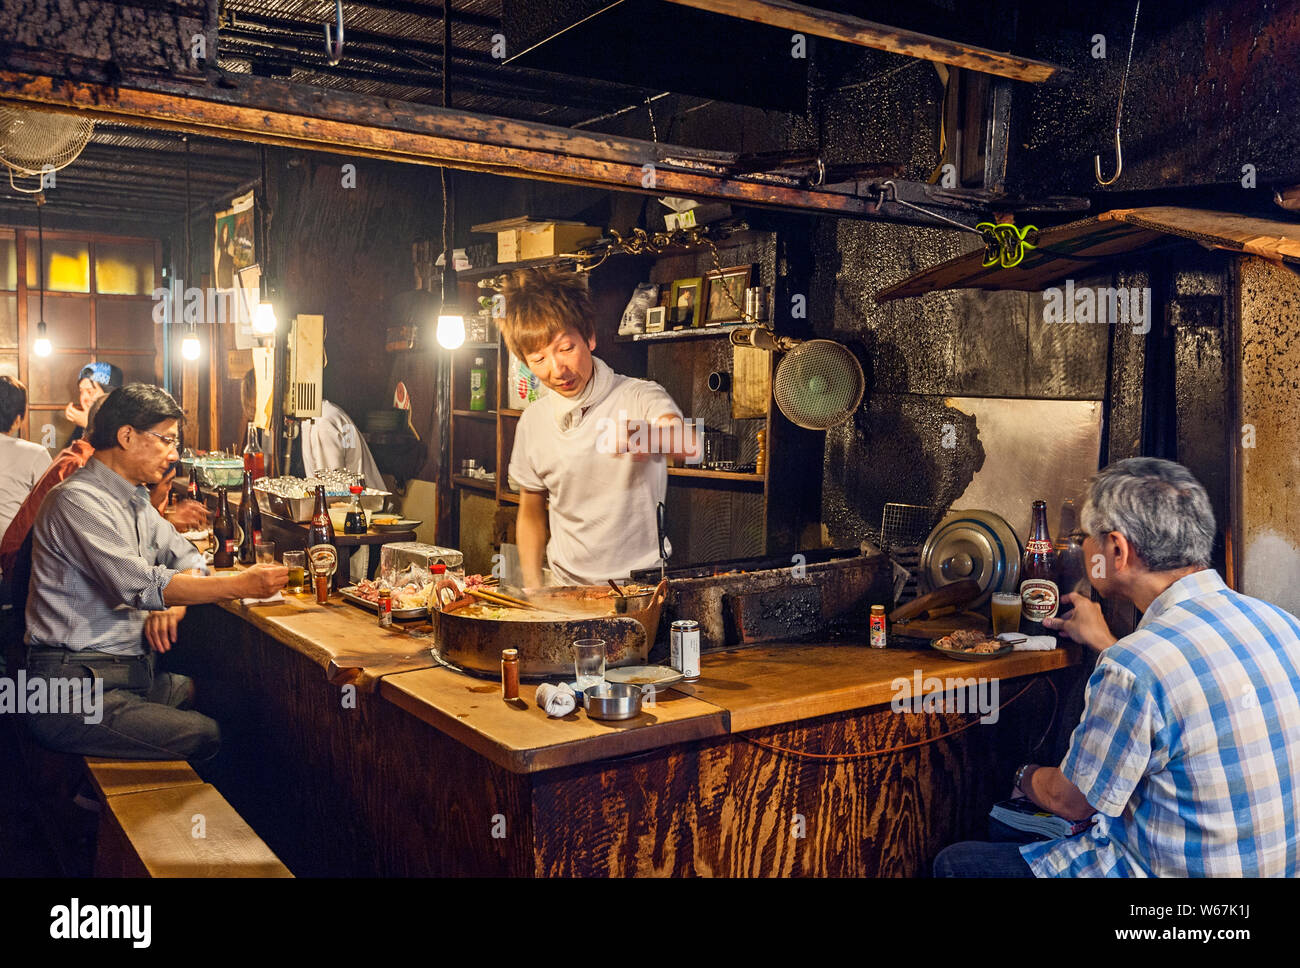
[656,501,667,583]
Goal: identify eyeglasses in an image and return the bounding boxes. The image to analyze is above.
[138,430,181,449]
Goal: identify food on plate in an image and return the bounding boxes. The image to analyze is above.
[936,629,1005,653]
[371,514,400,526]
[351,576,434,610]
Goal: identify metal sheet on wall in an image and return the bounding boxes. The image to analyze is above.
[942,397,1103,543]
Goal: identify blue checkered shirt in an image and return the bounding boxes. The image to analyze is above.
[1021,569,1300,876]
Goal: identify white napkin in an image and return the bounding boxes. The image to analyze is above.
[241,592,286,605]
[535,682,577,717]
[1000,633,1057,651]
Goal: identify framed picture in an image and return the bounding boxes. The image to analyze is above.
[704,265,753,325]
[669,276,704,328]
[645,306,667,333]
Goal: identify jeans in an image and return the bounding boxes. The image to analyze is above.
[933,840,1036,877]
[21,645,220,761]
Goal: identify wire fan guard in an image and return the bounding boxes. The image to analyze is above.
[0,107,94,193]
[772,339,865,430]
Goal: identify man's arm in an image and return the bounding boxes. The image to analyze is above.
[515,489,548,588]
[162,564,286,606]
[1043,592,1118,652]
[1017,765,1097,822]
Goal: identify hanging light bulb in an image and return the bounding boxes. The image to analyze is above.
[33,321,51,357]
[181,330,201,360]
[436,254,465,349]
[252,282,278,335]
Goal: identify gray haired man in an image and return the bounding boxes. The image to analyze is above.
[935,457,1300,877]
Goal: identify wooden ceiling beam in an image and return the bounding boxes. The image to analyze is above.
[662,0,1070,83]
[0,66,881,218]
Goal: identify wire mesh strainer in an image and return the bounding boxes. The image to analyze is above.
[0,107,95,193]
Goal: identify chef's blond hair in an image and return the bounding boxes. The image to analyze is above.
[498,267,595,358]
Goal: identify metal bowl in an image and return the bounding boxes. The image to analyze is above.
[584,682,643,721]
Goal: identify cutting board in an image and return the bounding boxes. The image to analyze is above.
[889,610,990,641]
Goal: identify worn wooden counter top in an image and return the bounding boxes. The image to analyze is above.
[217,591,438,690]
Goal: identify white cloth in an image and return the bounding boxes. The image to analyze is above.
[1001,633,1057,651]
[241,592,285,605]
[507,357,683,585]
[0,434,52,565]
[299,400,386,491]
[535,682,577,717]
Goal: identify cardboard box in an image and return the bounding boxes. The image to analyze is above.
[497,229,522,263]
[519,223,602,260]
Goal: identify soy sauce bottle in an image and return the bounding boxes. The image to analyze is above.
[343,485,367,535]
[212,486,236,569]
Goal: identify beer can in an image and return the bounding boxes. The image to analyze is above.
[870,604,887,649]
[670,619,701,680]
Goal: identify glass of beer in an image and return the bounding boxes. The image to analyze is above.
[991,593,1022,636]
[255,541,276,564]
[283,551,306,593]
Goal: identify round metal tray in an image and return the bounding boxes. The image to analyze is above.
[919,509,1021,609]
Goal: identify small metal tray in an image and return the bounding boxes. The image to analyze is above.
[338,585,429,620]
[929,638,1014,662]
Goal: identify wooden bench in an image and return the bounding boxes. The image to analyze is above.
[83,758,293,878]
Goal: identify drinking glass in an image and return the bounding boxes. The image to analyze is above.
[283,551,307,593]
[572,639,606,692]
[255,541,276,564]
[991,593,1022,636]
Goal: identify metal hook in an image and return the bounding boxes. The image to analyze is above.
[324,0,345,66]
[1095,1,1140,187]
[1094,126,1123,186]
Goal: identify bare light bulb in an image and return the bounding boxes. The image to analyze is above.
[181,333,201,361]
[33,321,51,357]
[252,301,278,335]
[436,312,465,350]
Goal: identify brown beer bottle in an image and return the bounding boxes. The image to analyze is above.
[1055,499,1086,600]
[212,486,236,569]
[305,484,335,548]
[1020,499,1059,634]
[237,470,264,564]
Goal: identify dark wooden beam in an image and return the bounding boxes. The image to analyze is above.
[662,0,1070,83]
[0,65,884,218]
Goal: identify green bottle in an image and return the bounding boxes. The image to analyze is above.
[469,357,488,411]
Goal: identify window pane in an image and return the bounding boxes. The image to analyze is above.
[95,241,156,295]
[108,355,159,387]
[27,294,90,349]
[96,298,158,350]
[0,353,17,382]
[0,295,15,348]
[25,353,86,407]
[26,237,90,292]
[0,236,15,290]
[26,408,73,456]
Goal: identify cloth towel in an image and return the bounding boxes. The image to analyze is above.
[1000,633,1057,651]
[550,356,616,432]
[241,592,286,605]
[535,682,577,717]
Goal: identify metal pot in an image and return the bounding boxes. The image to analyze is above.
[431,580,669,680]
[584,682,643,721]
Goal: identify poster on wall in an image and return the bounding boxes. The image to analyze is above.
[214,190,257,349]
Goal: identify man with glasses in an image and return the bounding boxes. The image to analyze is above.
[21,384,287,761]
[934,458,1300,877]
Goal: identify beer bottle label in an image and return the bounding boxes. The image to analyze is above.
[1020,579,1059,622]
[1025,537,1053,555]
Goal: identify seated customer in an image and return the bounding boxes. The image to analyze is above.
[64,361,122,446]
[0,375,53,573]
[934,458,1300,877]
[22,384,287,761]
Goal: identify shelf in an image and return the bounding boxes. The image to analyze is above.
[499,408,522,418]
[668,467,765,483]
[458,342,499,351]
[498,490,520,504]
[453,475,496,493]
[452,409,496,420]
[615,326,745,344]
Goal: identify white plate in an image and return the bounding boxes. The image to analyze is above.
[604,665,684,693]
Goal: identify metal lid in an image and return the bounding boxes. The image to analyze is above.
[918,510,1021,608]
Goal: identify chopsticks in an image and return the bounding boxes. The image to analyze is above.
[465,586,539,610]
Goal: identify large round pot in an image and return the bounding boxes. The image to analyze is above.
[431,581,669,680]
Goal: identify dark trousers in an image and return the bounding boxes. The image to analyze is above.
[21,645,220,762]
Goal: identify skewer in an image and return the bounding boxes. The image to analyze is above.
[466,587,539,610]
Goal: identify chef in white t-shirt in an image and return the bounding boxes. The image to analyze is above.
[502,268,699,587]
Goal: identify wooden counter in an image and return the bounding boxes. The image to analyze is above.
[174,596,1084,876]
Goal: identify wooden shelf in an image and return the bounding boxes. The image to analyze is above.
[458,342,499,352]
[499,491,520,504]
[668,467,765,483]
[453,475,496,493]
[499,408,522,418]
[615,326,743,344]
[452,409,496,420]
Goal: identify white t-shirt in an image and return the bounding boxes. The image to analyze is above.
[508,365,682,585]
[0,433,52,558]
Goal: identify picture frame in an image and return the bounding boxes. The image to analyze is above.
[645,306,667,333]
[703,265,753,325]
[668,276,704,328]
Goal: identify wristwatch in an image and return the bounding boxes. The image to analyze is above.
[1014,763,1035,791]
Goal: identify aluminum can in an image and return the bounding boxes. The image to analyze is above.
[670,619,701,680]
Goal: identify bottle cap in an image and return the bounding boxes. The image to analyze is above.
[350,485,363,494]
[431,563,447,574]
[502,649,518,659]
